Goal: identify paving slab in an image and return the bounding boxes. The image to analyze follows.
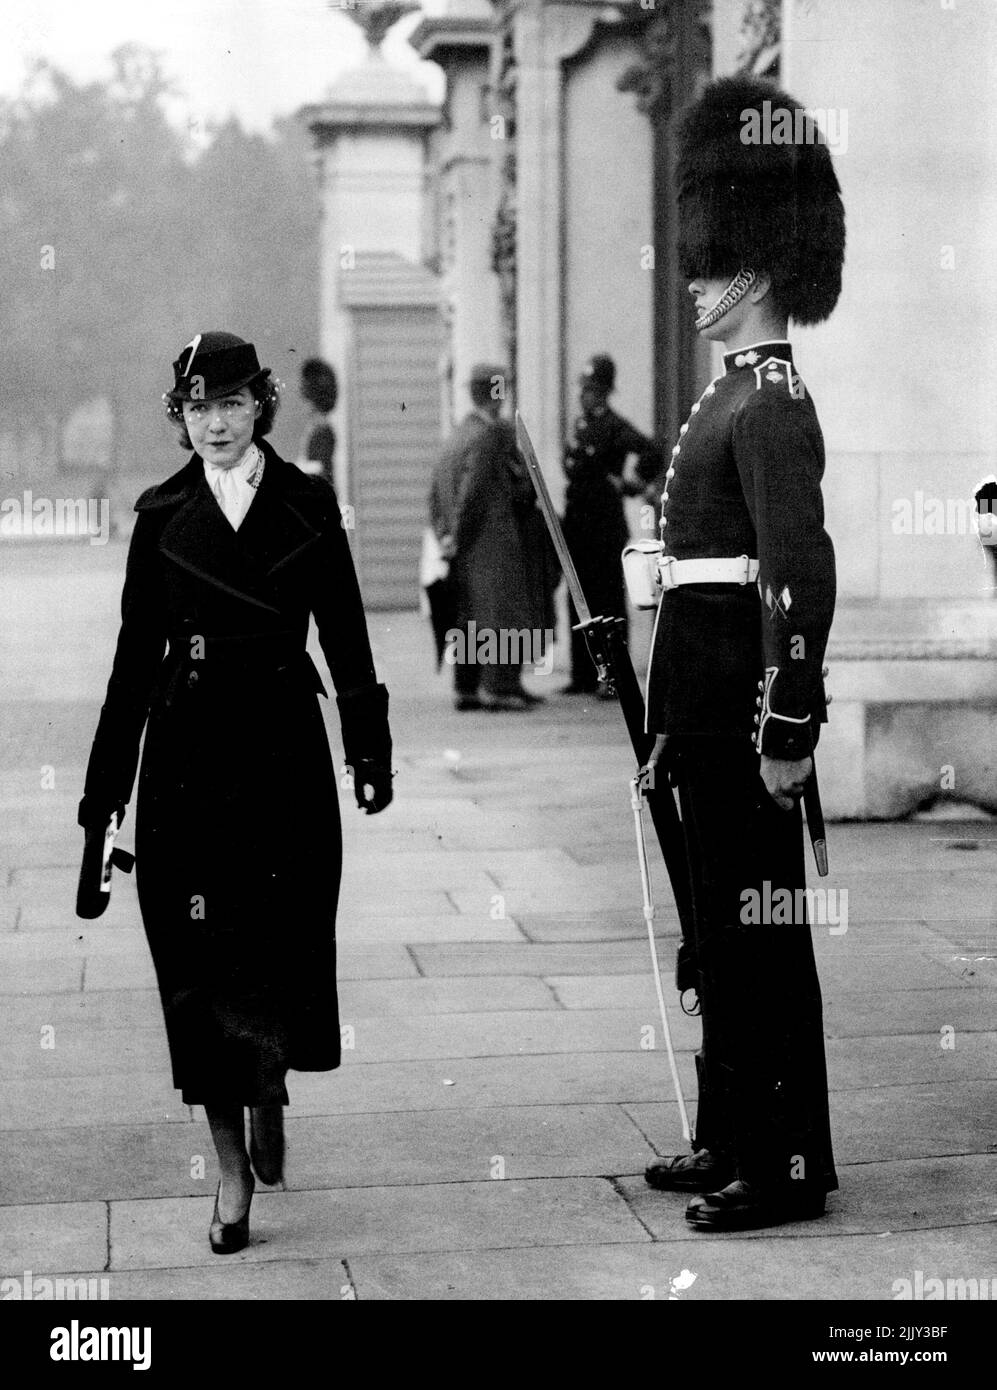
[2,989,179,1032]
[285,1052,697,1117]
[0,925,147,961]
[295,1008,701,1063]
[449,885,676,918]
[278,1105,654,1188]
[821,987,994,1037]
[334,914,526,944]
[1,1024,174,1079]
[818,870,997,923]
[516,912,680,943]
[100,1258,354,1301]
[108,1177,649,1270]
[0,1201,107,1276]
[4,1121,208,1204]
[338,974,558,1016]
[350,1224,997,1301]
[823,1033,997,1090]
[549,956,987,1009]
[1,1073,189,1130]
[339,848,579,889]
[410,940,659,977]
[0,957,84,994]
[1,1104,652,1205]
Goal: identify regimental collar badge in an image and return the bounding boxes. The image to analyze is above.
[723,341,792,374]
[752,356,807,401]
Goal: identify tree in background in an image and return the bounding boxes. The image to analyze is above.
[0,45,320,492]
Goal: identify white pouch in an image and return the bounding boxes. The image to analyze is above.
[622,539,665,609]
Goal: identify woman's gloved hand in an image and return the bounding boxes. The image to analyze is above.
[351,759,393,815]
[337,683,393,814]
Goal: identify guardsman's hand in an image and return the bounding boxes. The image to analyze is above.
[637,734,669,794]
[760,754,812,812]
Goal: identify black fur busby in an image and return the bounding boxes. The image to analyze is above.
[675,75,846,325]
[300,357,339,413]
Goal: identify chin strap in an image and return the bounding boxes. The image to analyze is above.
[695,269,757,331]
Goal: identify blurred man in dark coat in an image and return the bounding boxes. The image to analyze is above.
[640,76,845,1232]
[562,354,662,694]
[429,364,556,710]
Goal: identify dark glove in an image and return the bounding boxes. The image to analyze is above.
[337,683,393,814]
[351,759,393,815]
[78,796,126,831]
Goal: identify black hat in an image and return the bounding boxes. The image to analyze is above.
[300,357,339,412]
[674,75,846,326]
[167,331,269,401]
[581,354,615,392]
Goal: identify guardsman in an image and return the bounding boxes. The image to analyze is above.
[640,75,846,1231]
[562,355,662,695]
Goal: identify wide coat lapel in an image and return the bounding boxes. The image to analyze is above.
[140,443,327,615]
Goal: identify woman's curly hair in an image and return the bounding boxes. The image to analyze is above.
[164,372,282,450]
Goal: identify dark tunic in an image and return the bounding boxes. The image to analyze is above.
[80,442,389,1106]
[562,405,661,685]
[645,341,837,1197]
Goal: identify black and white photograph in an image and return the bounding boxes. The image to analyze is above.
[0,0,993,1348]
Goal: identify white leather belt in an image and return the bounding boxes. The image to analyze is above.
[658,554,759,590]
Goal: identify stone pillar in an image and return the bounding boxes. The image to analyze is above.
[410,2,504,424]
[779,0,997,815]
[300,54,440,497]
[512,0,606,482]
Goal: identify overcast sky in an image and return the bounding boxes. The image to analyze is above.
[1,0,446,139]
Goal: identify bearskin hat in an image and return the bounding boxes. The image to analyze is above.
[674,74,846,326]
[300,357,339,412]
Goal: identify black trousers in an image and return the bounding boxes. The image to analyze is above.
[669,737,838,1196]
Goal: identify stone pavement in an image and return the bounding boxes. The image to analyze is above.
[1,541,994,1302]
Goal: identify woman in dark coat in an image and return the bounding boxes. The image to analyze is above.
[78,332,392,1253]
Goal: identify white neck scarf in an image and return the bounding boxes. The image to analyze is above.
[203,443,264,531]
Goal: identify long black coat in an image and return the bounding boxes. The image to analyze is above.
[431,413,557,638]
[80,441,390,1106]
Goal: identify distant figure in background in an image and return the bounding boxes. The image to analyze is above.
[974,476,997,589]
[562,354,662,695]
[297,357,338,483]
[429,363,556,711]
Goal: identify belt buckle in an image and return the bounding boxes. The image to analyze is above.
[737,553,750,585]
[658,555,678,590]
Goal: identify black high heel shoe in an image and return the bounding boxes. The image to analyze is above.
[209,1174,254,1255]
[249,1107,285,1188]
